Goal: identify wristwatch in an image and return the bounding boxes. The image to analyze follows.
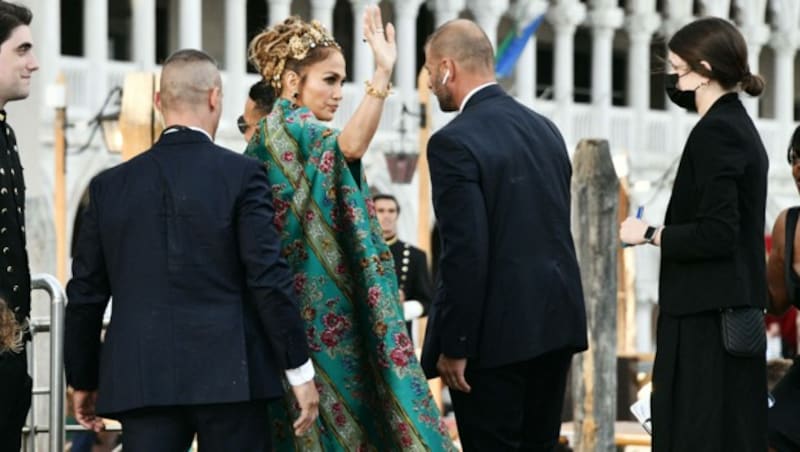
[644,226,657,244]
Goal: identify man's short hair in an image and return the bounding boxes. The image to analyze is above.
[248,80,274,115]
[160,49,221,111]
[0,2,32,46]
[373,193,400,214]
[426,19,494,75]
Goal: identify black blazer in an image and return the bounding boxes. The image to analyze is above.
[659,93,768,315]
[389,239,432,314]
[0,115,30,327]
[421,85,587,377]
[64,129,309,416]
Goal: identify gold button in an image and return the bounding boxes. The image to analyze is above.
[1,208,6,214]
[20,226,24,232]
[2,247,8,254]
[1,188,7,195]
[13,188,17,195]
[1,227,7,234]
[402,258,410,264]
[13,145,17,151]
[401,266,408,272]
[12,285,18,292]
[6,266,12,272]
[16,207,21,213]
[10,169,14,175]
[0,169,5,175]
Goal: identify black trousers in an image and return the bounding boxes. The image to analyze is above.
[117,399,271,452]
[450,349,573,452]
[0,350,31,452]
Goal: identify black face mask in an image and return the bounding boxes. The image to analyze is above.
[665,73,697,112]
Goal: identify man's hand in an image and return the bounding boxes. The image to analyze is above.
[71,389,105,432]
[436,355,471,393]
[290,380,319,436]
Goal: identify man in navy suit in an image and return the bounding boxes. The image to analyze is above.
[421,20,588,451]
[64,49,318,452]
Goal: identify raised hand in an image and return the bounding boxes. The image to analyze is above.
[362,4,396,74]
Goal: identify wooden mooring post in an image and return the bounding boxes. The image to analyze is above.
[570,139,619,452]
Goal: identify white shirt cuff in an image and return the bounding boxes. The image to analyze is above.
[285,359,315,386]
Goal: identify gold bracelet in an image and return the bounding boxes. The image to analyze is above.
[365,80,392,99]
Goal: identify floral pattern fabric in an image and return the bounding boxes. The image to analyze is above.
[245,98,455,451]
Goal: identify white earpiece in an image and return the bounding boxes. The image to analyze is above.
[441,69,450,85]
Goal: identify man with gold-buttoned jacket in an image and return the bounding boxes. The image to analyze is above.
[0,3,38,450]
[373,193,432,342]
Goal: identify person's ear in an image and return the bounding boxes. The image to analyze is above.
[154,91,163,112]
[699,60,712,74]
[209,85,223,111]
[283,70,301,97]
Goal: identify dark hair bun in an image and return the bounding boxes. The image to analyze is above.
[741,72,765,97]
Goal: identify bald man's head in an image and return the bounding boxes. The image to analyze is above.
[426,19,494,76]
[159,49,221,113]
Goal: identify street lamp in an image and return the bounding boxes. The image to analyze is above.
[384,104,424,184]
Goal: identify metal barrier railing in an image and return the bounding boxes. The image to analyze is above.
[21,273,66,452]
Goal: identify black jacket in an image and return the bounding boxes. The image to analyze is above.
[421,85,587,376]
[0,112,30,327]
[64,129,309,416]
[659,93,768,314]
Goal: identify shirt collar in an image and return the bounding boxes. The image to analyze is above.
[459,82,498,113]
[163,125,213,141]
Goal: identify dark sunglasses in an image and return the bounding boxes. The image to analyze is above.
[236,115,249,135]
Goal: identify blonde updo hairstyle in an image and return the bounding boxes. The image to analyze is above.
[248,16,342,100]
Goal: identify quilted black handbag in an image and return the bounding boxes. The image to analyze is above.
[720,307,766,358]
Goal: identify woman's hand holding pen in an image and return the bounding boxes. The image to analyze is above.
[620,206,651,247]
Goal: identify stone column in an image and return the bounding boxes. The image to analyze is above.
[588,2,623,139]
[468,0,509,50]
[225,0,248,120]
[514,0,548,106]
[699,0,732,17]
[431,0,466,28]
[548,1,585,107]
[350,0,373,83]
[132,0,157,69]
[547,0,586,146]
[269,0,292,26]
[394,0,424,111]
[625,9,660,113]
[625,3,660,155]
[178,0,202,49]
[738,19,769,117]
[310,0,337,32]
[85,0,108,109]
[770,33,797,124]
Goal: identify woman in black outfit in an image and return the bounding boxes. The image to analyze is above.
[620,17,768,451]
[766,126,800,452]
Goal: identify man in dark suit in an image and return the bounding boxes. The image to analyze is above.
[0,3,38,450]
[372,193,432,339]
[420,20,588,451]
[64,49,318,452]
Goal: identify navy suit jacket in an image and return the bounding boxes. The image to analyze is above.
[64,129,309,416]
[421,85,588,377]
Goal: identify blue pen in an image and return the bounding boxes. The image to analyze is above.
[622,206,645,248]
